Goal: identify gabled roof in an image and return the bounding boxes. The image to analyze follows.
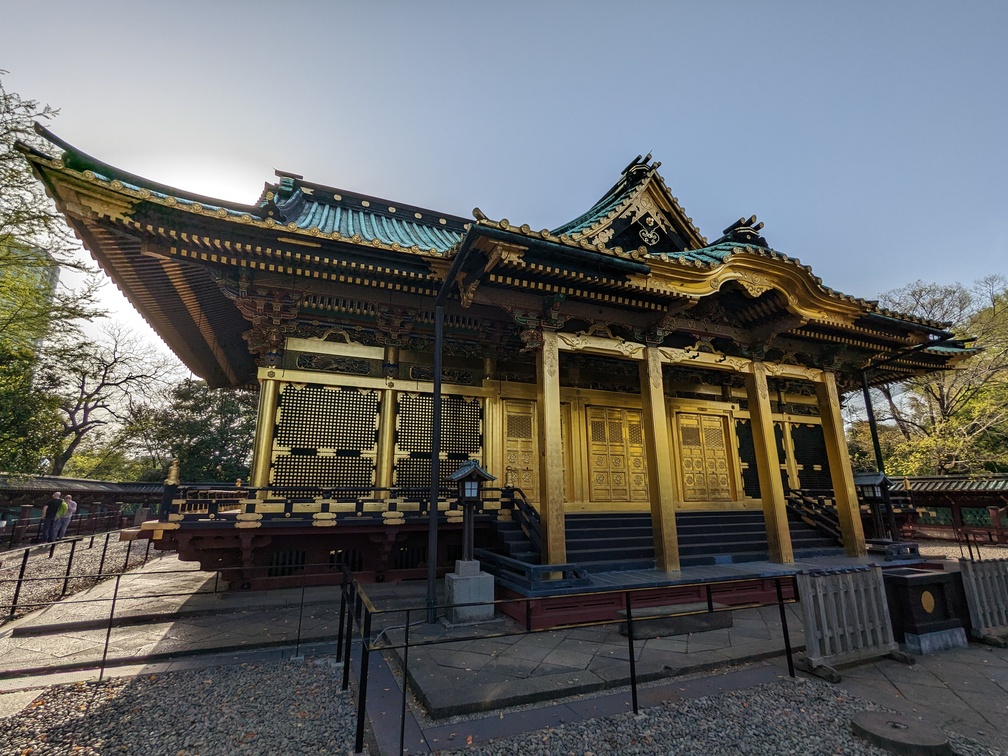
[19,131,975,388]
[551,154,707,252]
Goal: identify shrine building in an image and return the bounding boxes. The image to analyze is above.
[21,128,969,587]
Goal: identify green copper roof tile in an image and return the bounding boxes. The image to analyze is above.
[274,185,464,253]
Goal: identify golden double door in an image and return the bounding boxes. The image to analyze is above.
[501,401,736,507]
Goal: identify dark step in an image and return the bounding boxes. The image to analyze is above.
[678,530,769,545]
[678,539,771,557]
[680,549,770,567]
[566,525,654,539]
[793,546,846,559]
[567,546,655,564]
[677,521,768,535]
[581,558,656,573]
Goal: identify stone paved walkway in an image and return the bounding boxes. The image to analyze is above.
[0,554,1005,754]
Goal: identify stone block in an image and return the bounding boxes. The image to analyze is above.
[445,560,495,624]
[904,627,968,655]
[618,602,733,639]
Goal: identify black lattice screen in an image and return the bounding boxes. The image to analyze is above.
[396,394,481,455]
[276,385,379,450]
[735,419,761,498]
[790,423,832,489]
[394,393,482,497]
[271,384,379,489]
[272,453,375,489]
[774,423,790,493]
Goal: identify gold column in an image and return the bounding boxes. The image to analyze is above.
[482,357,503,481]
[816,371,867,556]
[375,345,399,496]
[744,362,793,563]
[250,377,281,497]
[536,330,567,564]
[639,347,680,571]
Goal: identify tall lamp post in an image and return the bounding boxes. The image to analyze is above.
[860,371,899,541]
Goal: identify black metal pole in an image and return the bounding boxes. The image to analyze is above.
[776,578,795,678]
[98,531,110,577]
[625,591,639,714]
[62,539,78,596]
[861,372,886,477]
[98,573,122,684]
[354,610,372,754]
[9,548,30,619]
[861,371,898,540]
[400,609,410,756]
[426,304,444,624]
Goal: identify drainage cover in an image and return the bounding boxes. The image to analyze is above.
[851,711,951,756]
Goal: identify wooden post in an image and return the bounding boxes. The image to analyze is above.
[816,372,867,556]
[744,362,793,563]
[250,376,280,498]
[375,345,399,496]
[639,347,680,571]
[536,330,566,564]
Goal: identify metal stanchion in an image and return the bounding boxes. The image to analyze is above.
[400,609,411,756]
[776,578,795,677]
[625,591,639,714]
[62,539,78,596]
[354,609,373,754]
[98,532,111,577]
[8,548,30,618]
[98,573,122,684]
[295,581,306,657]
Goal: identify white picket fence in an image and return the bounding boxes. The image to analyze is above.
[797,566,898,674]
[959,558,1008,643]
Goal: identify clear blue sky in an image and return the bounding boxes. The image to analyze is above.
[6,1,1006,336]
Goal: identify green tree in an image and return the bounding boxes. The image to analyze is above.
[36,326,173,476]
[122,379,258,483]
[1,71,99,347]
[0,71,108,474]
[866,276,1008,474]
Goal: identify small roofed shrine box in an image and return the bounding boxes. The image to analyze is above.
[882,567,969,654]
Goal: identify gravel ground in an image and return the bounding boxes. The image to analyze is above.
[0,535,158,623]
[916,539,1007,561]
[436,677,1003,756]
[1,662,1000,756]
[0,659,360,755]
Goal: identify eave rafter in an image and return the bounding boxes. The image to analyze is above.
[20,134,970,390]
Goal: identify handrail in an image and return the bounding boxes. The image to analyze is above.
[785,489,842,540]
[504,486,542,557]
[473,548,589,593]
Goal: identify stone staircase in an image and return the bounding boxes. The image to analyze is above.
[492,508,843,571]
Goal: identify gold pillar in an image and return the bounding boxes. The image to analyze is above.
[639,347,680,571]
[250,377,281,497]
[536,330,566,564]
[816,371,867,556]
[744,362,794,563]
[375,346,399,496]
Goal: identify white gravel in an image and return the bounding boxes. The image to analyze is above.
[0,535,157,623]
[0,659,360,755]
[2,662,1000,756]
[436,677,1002,756]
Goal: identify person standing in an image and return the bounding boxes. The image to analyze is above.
[55,494,77,539]
[40,491,62,543]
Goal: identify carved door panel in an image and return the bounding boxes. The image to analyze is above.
[587,407,649,503]
[504,400,538,503]
[678,412,733,502]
